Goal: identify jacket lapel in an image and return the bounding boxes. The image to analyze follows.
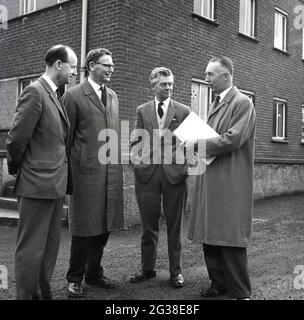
[82,80,106,113]
[147,100,159,129]
[39,77,69,125]
[208,86,238,120]
[164,99,177,129]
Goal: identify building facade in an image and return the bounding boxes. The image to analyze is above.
[1,0,304,205]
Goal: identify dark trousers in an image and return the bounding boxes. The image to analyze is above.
[135,166,186,276]
[15,197,64,300]
[203,244,251,299]
[66,233,109,283]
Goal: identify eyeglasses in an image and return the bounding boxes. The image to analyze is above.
[95,63,115,70]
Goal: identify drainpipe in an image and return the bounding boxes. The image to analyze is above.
[80,0,88,83]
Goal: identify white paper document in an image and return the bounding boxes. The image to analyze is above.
[173,111,219,166]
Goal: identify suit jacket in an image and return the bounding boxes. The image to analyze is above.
[131,99,190,184]
[6,77,71,199]
[62,79,124,236]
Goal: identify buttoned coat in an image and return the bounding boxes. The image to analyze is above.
[62,80,123,236]
[188,86,256,247]
[6,77,70,199]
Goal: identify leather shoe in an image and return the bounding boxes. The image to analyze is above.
[200,286,227,297]
[85,275,116,289]
[68,282,84,298]
[170,273,184,288]
[130,270,156,283]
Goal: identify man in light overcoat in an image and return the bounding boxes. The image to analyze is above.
[186,56,256,300]
[62,48,123,297]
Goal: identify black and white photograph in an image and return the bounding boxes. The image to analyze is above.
[1,0,304,309]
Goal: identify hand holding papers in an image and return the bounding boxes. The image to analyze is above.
[173,111,219,166]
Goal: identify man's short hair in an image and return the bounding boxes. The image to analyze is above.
[209,56,234,76]
[85,48,112,71]
[150,67,174,86]
[45,45,73,67]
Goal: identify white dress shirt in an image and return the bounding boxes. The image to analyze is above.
[219,86,233,102]
[88,76,104,101]
[42,74,58,93]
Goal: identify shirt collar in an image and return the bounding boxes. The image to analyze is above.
[219,86,233,102]
[42,74,58,93]
[88,76,104,93]
[155,97,170,109]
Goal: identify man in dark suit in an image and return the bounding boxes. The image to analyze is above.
[6,45,78,300]
[130,67,190,288]
[62,48,123,298]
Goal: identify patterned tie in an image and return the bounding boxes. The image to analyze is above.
[157,102,164,118]
[100,85,107,106]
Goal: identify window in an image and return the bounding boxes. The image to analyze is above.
[273,99,287,140]
[193,0,215,20]
[20,0,36,15]
[301,106,304,143]
[239,0,255,37]
[20,0,68,15]
[191,79,213,120]
[240,89,255,106]
[19,77,38,95]
[274,9,288,52]
[302,28,304,59]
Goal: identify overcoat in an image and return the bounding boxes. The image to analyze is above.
[188,86,256,247]
[62,79,124,236]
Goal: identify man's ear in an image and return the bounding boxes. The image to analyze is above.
[55,60,62,70]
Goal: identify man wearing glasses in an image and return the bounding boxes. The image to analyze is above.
[6,45,77,299]
[62,48,123,298]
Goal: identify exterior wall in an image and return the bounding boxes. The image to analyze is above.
[1,0,304,205]
[117,0,304,163]
[254,162,304,199]
[0,0,82,80]
[0,79,18,130]
[0,0,19,20]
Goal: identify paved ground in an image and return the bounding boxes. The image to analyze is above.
[1,194,304,300]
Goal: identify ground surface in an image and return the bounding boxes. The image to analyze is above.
[1,194,304,300]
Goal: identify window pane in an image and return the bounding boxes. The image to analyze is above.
[274,11,287,51]
[276,102,285,138]
[239,0,255,37]
[191,81,210,121]
[194,0,213,19]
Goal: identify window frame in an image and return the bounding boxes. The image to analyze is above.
[301,105,304,144]
[239,0,256,38]
[191,78,213,120]
[20,0,36,15]
[272,98,287,142]
[274,8,288,52]
[240,89,255,106]
[18,76,38,95]
[193,0,215,21]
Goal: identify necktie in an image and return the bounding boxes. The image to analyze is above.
[213,95,220,109]
[100,86,107,106]
[157,102,164,118]
[56,89,61,101]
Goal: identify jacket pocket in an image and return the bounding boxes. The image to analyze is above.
[29,160,59,169]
